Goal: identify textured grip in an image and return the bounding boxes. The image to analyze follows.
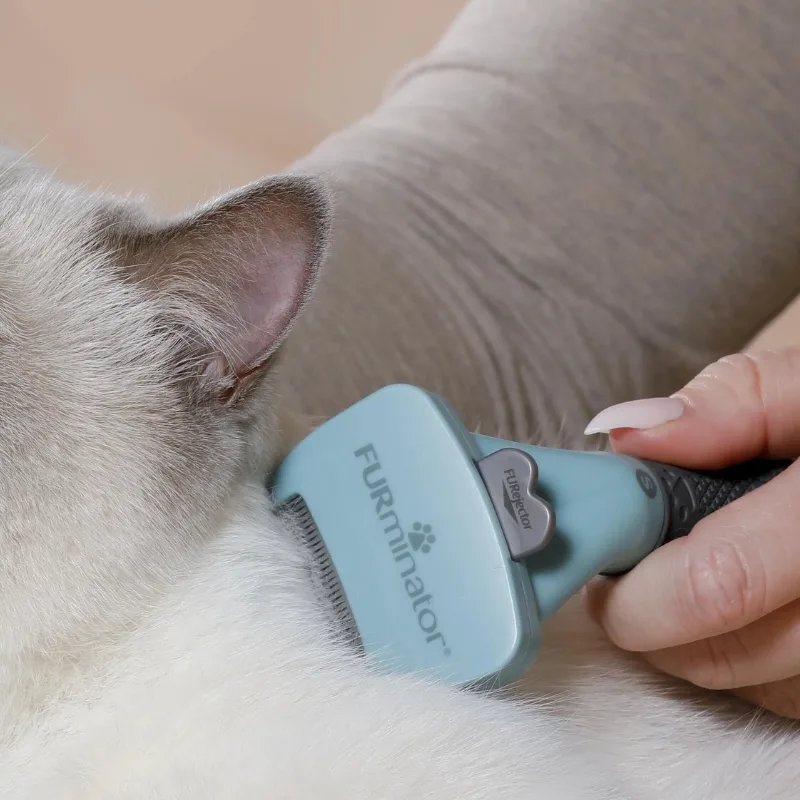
[640,458,793,544]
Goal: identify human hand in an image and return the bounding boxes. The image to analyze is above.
[582,349,800,719]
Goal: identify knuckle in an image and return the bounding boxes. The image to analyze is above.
[714,350,798,451]
[718,352,763,376]
[718,351,770,385]
[684,353,771,444]
[712,351,765,402]
[718,353,767,412]
[750,683,800,721]
[774,698,800,721]
[699,352,761,392]
[684,537,765,633]
[682,637,743,691]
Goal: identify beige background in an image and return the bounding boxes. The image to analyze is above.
[0,0,796,349]
[0,0,464,211]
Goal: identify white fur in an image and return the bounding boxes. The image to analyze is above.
[0,154,797,798]
[4,485,797,799]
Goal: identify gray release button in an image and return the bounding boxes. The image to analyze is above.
[476,448,556,562]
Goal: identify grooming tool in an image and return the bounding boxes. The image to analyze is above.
[272,384,789,689]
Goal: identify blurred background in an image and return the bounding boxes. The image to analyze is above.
[0,0,796,346]
[0,0,463,211]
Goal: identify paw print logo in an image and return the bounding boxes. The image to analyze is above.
[409,522,436,554]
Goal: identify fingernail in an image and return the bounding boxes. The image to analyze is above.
[584,397,685,435]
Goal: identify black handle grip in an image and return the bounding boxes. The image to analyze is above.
[639,458,793,544]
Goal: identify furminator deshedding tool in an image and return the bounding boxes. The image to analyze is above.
[271,385,790,689]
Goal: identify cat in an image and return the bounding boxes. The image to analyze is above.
[0,149,797,799]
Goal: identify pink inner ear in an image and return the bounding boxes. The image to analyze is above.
[235,236,312,370]
[134,176,328,389]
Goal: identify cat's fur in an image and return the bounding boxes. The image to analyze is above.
[0,150,797,799]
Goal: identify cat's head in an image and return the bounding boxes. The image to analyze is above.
[0,150,329,658]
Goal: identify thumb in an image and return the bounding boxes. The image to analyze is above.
[584,349,800,469]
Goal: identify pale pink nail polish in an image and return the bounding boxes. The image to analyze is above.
[584,397,685,435]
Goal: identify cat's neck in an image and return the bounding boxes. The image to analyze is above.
[0,478,316,744]
[0,389,318,741]
[0,628,129,744]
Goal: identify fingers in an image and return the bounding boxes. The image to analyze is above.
[641,597,800,690]
[734,675,800,720]
[583,348,800,719]
[585,349,800,468]
[583,460,800,651]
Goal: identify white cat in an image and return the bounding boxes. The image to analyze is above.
[0,151,796,799]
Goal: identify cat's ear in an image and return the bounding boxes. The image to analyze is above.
[117,176,330,405]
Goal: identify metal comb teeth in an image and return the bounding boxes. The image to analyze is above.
[282,494,363,653]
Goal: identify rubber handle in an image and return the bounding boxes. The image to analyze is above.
[639,458,793,544]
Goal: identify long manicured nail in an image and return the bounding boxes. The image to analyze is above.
[584,397,684,435]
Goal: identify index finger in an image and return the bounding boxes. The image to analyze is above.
[609,350,800,469]
[586,461,800,651]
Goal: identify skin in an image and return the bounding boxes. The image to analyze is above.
[583,347,800,719]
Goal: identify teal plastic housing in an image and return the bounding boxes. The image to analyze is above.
[271,384,666,688]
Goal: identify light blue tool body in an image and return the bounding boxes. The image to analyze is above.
[272,384,669,688]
